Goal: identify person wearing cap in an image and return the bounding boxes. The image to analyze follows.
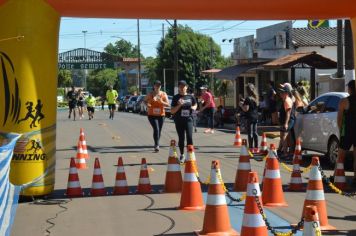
[85,93,96,120]
[337,80,356,185]
[171,80,197,162]
[144,80,170,152]
[106,85,118,120]
[66,86,78,121]
[239,83,259,153]
[199,85,216,133]
[278,83,296,157]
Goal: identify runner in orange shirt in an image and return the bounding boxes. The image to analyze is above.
[145,80,170,152]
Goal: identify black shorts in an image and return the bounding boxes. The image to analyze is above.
[68,101,77,109]
[87,107,95,113]
[77,101,84,107]
[108,104,116,110]
[340,135,356,150]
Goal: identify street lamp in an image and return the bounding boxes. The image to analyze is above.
[222,38,234,43]
[82,30,87,49]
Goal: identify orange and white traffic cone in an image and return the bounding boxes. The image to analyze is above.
[113,157,129,195]
[241,172,268,236]
[289,152,304,191]
[303,205,322,236]
[262,144,288,207]
[234,126,242,147]
[295,138,302,163]
[164,140,182,193]
[234,139,251,192]
[78,128,89,159]
[179,145,204,211]
[196,160,238,236]
[75,142,88,170]
[333,155,347,191]
[90,157,107,196]
[66,157,83,197]
[302,156,336,230]
[259,133,268,155]
[136,158,152,194]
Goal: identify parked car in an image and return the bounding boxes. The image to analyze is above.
[164,95,173,117]
[133,95,145,113]
[125,96,138,112]
[118,95,131,111]
[294,92,348,166]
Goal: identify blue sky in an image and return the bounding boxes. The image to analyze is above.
[59,19,336,58]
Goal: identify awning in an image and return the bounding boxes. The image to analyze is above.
[263,51,337,69]
[216,62,266,81]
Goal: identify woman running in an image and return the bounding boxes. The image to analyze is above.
[171,80,197,162]
[77,89,85,119]
[145,80,170,152]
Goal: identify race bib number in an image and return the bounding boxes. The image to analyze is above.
[181,109,190,117]
[153,108,161,115]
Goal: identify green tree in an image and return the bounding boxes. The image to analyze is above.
[143,56,158,85]
[155,25,226,94]
[87,69,119,96]
[58,69,72,87]
[104,39,143,58]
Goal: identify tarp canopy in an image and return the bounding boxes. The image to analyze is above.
[215,62,266,81]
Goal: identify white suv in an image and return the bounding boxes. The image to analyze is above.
[295,92,348,166]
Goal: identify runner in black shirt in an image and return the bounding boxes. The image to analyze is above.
[171,80,197,162]
[67,86,78,121]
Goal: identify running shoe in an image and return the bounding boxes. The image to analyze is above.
[154,146,159,152]
[179,154,185,163]
[210,129,215,134]
[204,128,211,134]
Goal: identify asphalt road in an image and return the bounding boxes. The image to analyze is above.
[11,109,356,236]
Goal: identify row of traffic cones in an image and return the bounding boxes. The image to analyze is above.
[196,158,327,235]
[66,157,153,197]
[233,126,268,155]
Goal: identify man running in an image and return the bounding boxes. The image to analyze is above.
[106,85,118,120]
[67,86,78,121]
[171,80,197,162]
[86,93,96,120]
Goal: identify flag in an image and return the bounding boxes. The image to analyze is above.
[0,133,21,236]
[308,20,330,29]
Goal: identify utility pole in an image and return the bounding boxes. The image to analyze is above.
[345,19,355,85]
[173,19,178,94]
[336,20,344,78]
[82,30,87,49]
[82,30,88,90]
[210,38,214,92]
[137,19,141,94]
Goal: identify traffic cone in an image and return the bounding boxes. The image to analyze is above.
[262,144,288,207]
[303,205,322,236]
[295,138,302,163]
[302,156,336,230]
[234,139,251,192]
[66,157,83,197]
[333,155,347,191]
[261,144,276,183]
[289,152,304,191]
[240,172,268,236]
[77,128,89,159]
[164,140,182,193]
[90,157,107,196]
[136,158,152,194]
[75,143,88,170]
[113,157,129,195]
[196,160,239,236]
[259,133,268,155]
[234,126,242,147]
[178,145,204,211]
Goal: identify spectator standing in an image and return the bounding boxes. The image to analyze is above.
[66,86,78,121]
[267,81,278,125]
[336,80,356,185]
[199,85,216,134]
[277,83,296,157]
[171,80,197,162]
[145,80,170,152]
[239,83,259,153]
[106,85,118,120]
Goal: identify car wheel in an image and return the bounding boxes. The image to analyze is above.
[327,137,339,168]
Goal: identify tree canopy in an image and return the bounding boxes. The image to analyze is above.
[87,69,119,96]
[57,69,72,87]
[104,39,143,58]
[154,25,232,95]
